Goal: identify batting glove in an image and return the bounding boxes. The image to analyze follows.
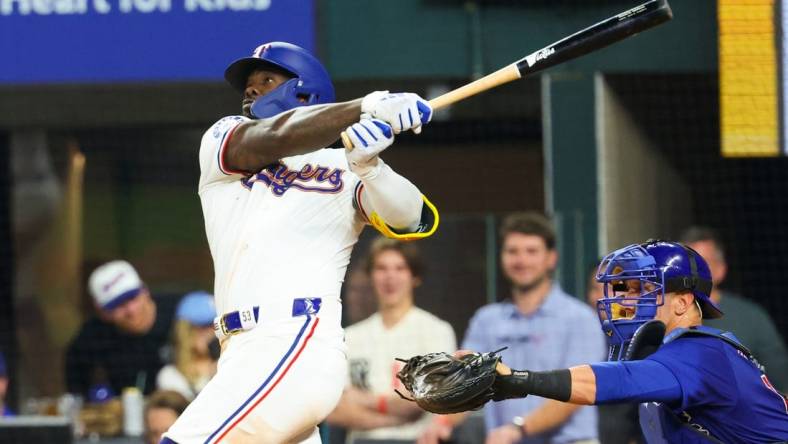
[345,118,394,177]
[361,91,433,134]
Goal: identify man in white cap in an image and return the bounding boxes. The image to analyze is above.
[65,260,179,397]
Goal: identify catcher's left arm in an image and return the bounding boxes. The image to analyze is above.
[395,350,595,414]
[395,321,679,414]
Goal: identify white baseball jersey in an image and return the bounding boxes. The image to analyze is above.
[345,307,457,442]
[198,115,367,332]
[164,116,368,444]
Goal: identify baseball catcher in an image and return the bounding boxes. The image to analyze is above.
[398,241,788,443]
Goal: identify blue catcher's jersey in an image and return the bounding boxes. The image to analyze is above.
[641,327,788,443]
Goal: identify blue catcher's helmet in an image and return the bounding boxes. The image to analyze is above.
[224,42,335,118]
[595,240,723,360]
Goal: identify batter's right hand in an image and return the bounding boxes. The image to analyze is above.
[362,91,433,134]
[345,118,394,175]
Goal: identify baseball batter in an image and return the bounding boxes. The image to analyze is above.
[161,42,437,444]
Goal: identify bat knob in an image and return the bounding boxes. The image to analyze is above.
[341,131,355,151]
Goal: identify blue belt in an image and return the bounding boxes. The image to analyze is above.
[214,298,322,339]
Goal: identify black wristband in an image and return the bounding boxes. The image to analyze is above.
[494,369,572,402]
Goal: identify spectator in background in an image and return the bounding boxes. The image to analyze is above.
[681,226,788,391]
[585,264,604,311]
[585,265,644,444]
[144,390,189,444]
[342,267,377,327]
[66,260,179,397]
[0,352,14,416]
[422,212,605,444]
[156,291,219,400]
[326,237,457,443]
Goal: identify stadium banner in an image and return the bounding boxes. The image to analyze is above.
[1,0,314,84]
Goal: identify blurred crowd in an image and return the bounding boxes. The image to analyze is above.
[4,258,220,442]
[0,212,785,444]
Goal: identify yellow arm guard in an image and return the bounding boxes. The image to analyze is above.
[367,195,439,241]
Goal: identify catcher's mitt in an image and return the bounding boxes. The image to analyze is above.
[395,350,503,414]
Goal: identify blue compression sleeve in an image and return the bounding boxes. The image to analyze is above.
[591,360,683,405]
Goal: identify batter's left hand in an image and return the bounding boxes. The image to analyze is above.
[345,118,394,175]
[485,424,524,444]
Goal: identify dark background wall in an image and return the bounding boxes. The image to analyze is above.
[0,132,17,409]
[609,73,788,335]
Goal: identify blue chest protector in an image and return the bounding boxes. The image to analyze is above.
[640,401,723,444]
[638,326,765,444]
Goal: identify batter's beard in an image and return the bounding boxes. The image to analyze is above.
[242,103,253,118]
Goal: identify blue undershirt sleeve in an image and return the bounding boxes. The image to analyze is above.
[591,359,683,405]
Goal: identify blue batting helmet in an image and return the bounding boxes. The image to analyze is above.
[595,240,722,360]
[224,42,335,118]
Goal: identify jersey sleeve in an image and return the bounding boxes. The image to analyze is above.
[198,116,251,191]
[591,359,683,405]
[643,338,738,411]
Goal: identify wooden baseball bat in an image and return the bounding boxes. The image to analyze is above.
[341,0,672,149]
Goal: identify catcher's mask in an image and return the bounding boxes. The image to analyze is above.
[596,240,722,361]
[224,41,335,119]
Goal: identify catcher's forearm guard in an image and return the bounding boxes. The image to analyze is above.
[494,369,572,402]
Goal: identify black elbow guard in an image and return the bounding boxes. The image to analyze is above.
[493,369,572,402]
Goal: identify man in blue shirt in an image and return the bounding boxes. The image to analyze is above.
[421,213,605,444]
[486,241,788,443]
